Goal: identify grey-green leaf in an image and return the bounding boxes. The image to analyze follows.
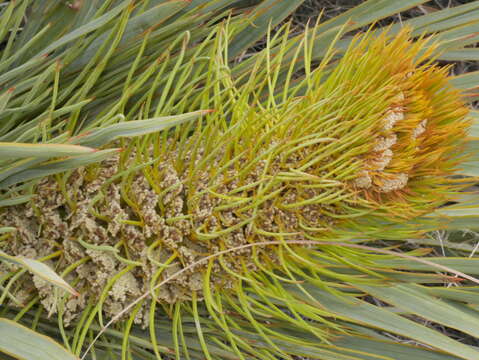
[357,283,479,339]
[0,318,78,360]
[303,285,479,360]
[72,110,211,147]
[0,142,95,159]
[0,250,78,296]
[0,149,119,189]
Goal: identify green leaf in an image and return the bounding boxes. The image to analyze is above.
[318,0,428,34]
[0,158,44,183]
[0,250,78,297]
[307,1,479,65]
[0,0,17,44]
[0,87,14,112]
[376,257,479,275]
[439,48,479,62]
[72,1,189,70]
[71,110,211,147]
[468,110,479,136]
[303,286,479,360]
[429,203,479,230]
[39,1,131,57]
[0,149,119,189]
[0,318,78,360]
[459,114,479,176]
[0,227,16,234]
[458,158,479,177]
[0,55,48,88]
[357,284,479,339]
[402,2,479,37]
[425,287,479,304]
[228,0,304,58]
[332,336,462,360]
[0,195,33,207]
[450,71,479,91]
[0,142,95,159]
[435,206,479,217]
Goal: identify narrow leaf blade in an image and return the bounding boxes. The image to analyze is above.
[0,250,77,296]
[0,318,78,360]
[0,142,95,159]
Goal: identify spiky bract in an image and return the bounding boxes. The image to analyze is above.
[0,26,471,359]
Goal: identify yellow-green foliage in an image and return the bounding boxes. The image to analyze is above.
[0,25,474,360]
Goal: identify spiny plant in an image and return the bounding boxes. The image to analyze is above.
[2,1,479,360]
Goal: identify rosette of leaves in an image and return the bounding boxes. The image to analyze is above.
[2,1,479,360]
